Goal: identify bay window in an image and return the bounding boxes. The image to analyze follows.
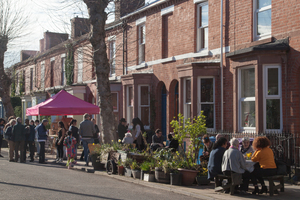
[138,85,150,129]
[127,86,134,127]
[183,78,191,120]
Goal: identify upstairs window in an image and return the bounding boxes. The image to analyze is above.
[138,24,145,64]
[41,63,45,89]
[77,47,83,83]
[61,57,66,86]
[30,68,33,91]
[197,2,208,51]
[109,40,116,76]
[254,0,272,40]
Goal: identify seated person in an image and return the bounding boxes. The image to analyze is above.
[240,137,254,156]
[251,136,277,195]
[122,132,134,144]
[150,129,164,151]
[118,118,128,140]
[202,134,214,161]
[166,133,178,152]
[222,138,249,194]
[208,137,227,181]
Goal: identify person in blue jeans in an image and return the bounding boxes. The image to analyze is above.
[79,114,95,166]
[36,119,48,164]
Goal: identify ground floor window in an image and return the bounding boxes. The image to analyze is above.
[264,65,282,131]
[138,85,150,129]
[126,86,133,128]
[183,78,191,120]
[198,77,214,129]
[239,67,256,131]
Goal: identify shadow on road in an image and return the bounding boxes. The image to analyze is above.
[0,181,121,200]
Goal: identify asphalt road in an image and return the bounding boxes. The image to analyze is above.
[0,150,199,200]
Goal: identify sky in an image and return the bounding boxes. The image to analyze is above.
[4,0,89,68]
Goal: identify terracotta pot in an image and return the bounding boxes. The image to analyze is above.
[178,168,198,186]
[118,166,124,175]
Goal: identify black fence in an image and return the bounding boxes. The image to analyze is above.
[207,131,300,177]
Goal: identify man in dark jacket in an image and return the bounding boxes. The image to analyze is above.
[36,119,48,164]
[13,117,25,163]
[118,118,128,140]
[24,119,36,162]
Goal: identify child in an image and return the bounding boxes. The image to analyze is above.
[63,131,77,169]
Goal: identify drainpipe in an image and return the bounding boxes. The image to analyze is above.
[220,0,224,131]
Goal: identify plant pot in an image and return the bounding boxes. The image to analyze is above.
[118,166,124,175]
[144,173,155,182]
[178,168,198,186]
[155,167,170,184]
[170,173,181,185]
[140,170,148,180]
[196,176,210,185]
[132,169,141,179]
[124,167,132,177]
[91,154,103,170]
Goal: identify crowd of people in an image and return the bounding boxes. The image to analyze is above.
[117,117,179,152]
[0,113,100,169]
[207,135,277,195]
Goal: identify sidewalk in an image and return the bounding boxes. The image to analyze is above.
[3,148,300,200]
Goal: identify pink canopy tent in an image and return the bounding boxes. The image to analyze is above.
[26,90,99,116]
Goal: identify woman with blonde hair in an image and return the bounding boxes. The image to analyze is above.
[4,119,17,162]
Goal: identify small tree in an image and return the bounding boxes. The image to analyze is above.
[170,111,207,164]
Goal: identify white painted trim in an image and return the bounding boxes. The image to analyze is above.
[194,0,207,4]
[83,79,96,84]
[183,78,192,120]
[61,53,66,58]
[127,46,230,71]
[253,0,272,41]
[161,5,174,16]
[41,61,45,65]
[136,16,146,26]
[109,76,117,81]
[108,35,116,41]
[50,57,55,62]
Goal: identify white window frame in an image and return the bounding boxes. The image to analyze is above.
[197,77,215,131]
[183,78,192,120]
[127,86,134,129]
[197,2,209,52]
[138,84,150,130]
[263,64,282,132]
[238,66,256,132]
[253,0,272,41]
[138,24,145,64]
[112,92,119,112]
[109,39,116,76]
[77,47,83,83]
[41,62,45,89]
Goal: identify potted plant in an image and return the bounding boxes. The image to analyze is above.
[89,144,104,170]
[153,149,173,184]
[130,161,141,179]
[124,158,133,177]
[117,160,125,176]
[171,112,207,186]
[169,156,181,185]
[196,167,210,185]
[140,160,155,182]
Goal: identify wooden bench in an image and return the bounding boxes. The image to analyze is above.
[215,174,285,196]
[263,175,284,196]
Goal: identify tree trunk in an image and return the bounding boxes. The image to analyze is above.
[84,0,117,143]
[0,43,14,119]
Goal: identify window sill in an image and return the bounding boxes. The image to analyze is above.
[161,56,175,64]
[136,62,147,69]
[194,49,210,58]
[253,35,272,43]
[109,75,117,81]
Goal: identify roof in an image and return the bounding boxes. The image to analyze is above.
[226,38,290,58]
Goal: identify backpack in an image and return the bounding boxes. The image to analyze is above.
[4,127,13,140]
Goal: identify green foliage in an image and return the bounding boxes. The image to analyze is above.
[170,111,207,164]
[130,161,140,170]
[65,43,74,85]
[19,71,24,95]
[11,97,21,108]
[14,106,22,118]
[124,158,133,168]
[140,160,156,172]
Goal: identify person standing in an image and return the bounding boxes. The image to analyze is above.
[63,131,77,169]
[131,118,145,150]
[0,118,6,157]
[91,118,100,144]
[24,119,35,162]
[34,120,40,158]
[12,117,26,163]
[36,119,48,164]
[69,119,79,160]
[79,113,95,166]
[4,119,16,162]
[56,121,67,163]
[118,118,128,140]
